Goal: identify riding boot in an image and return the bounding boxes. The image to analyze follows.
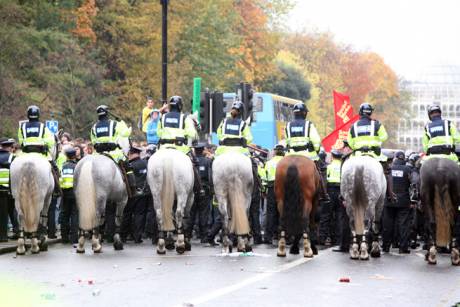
[188,152,205,197]
[382,162,397,203]
[49,161,62,197]
[314,161,330,202]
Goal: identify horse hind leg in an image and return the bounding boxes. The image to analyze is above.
[156,207,166,255]
[277,230,286,257]
[303,233,313,258]
[77,229,86,253]
[359,233,369,260]
[426,245,437,265]
[350,233,359,260]
[16,229,26,256]
[175,201,186,255]
[92,228,102,253]
[113,201,125,251]
[237,236,245,253]
[30,232,40,254]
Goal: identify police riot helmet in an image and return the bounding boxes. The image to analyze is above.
[231,101,244,114]
[427,104,441,119]
[395,150,405,160]
[96,105,109,116]
[293,102,308,114]
[359,103,374,117]
[169,96,183,112]
[274,143,285,151]
[27,105,40,120]
[409,153,420,163]
[331,149,343,158]
[64,147,77,159]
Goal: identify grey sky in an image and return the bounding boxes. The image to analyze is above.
[288,0,460,79]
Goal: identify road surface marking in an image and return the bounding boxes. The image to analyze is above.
[176,252,320,306]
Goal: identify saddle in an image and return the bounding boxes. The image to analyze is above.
[100,153,134,198]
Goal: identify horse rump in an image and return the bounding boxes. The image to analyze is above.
[282,164,304,236]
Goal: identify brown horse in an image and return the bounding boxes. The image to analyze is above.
[275,155,320,257]
[420,157,460,265]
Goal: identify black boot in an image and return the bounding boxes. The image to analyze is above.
[314,161,330,202]
[382,162,397,203]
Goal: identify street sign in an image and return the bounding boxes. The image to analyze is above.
[46,120,59,134]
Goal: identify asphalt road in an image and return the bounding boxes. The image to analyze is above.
[1,242,460,307]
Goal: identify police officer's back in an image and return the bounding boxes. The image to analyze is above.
[59,147,78,243]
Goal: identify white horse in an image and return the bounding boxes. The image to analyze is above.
[213,152,253,253]
[341,155,386,260]
[10,144,57,255]
[147,148,194,254]
[73,134,131,253]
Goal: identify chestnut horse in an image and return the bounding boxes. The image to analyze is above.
[275,155,320,257]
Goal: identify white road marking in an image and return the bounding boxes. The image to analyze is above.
[176,254,319,306]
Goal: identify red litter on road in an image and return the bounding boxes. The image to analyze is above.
[88,280,94,285]
[339,277,350,283]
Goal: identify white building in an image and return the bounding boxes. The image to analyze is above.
[397,65,460,151]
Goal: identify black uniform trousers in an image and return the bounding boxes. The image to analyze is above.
[59,189,78,243]
[185,185,210,240]
[382,206,411,250]
[121,195,148,242]
[319,185,340,243]
[249,182,262,243]
[0,190,10,240]
[336,199,351,250]
[207,204,222,243]
[264,185,278,242]
[47,196,58,238]
[144,195,158,242]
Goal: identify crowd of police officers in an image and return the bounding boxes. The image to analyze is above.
[0,98,459,254]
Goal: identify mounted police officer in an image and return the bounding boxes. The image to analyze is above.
[263,143,285,245]
[347,102,396,202]
[216,100,259,186]
[382,151,416,254]
[18,105,60,196]
[59,147,78,244]
[285,102,329,201]
[0,138,18,241]
[422,104,460,162]
[157,96,203,196]
[90,105,136,195]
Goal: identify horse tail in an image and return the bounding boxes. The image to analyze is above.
[19,162,40,232]
[76,160,97,230]
[352,165,367,235]
[229,175,250,235]
[282,164,304,236]
[434,183,453,246]
[161,157,175,231]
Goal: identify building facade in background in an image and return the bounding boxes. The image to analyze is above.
[397,65,460,152]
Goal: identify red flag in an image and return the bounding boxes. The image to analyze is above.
[322,114,359,152]
[333,90,353,128]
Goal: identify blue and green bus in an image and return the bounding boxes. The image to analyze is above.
[211,93,302,149]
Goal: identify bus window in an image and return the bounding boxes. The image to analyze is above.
[253,96,263,112]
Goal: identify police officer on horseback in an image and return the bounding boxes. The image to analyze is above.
[423,104,460,162]
[91,105,136,195]
[18,105,60,195]
[347,102,396,202]
[157,96,204,196]
[284,102,329,201]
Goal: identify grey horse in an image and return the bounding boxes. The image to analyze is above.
[341,155,386,260]
[73,136,130,253]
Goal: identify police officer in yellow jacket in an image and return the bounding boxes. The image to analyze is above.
[0,138,18,241]
[285,102,329,201]
[422,104,460,162]
[263,143,285,244]
[347,102,396,202]
[157,96,203,197]
[91,105,136,195]
[59,147,78,244]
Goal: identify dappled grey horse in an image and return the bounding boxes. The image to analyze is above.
[341,155,386,260]
[73,136,131,253]
[10,145,57,255]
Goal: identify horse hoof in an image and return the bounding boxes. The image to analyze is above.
[165,243,175,250]
[93,246,102,253]
[304,251,313,258]
[185,241,191,252]
[360,255,369,261]
[157,248,166,255]
[277,251,286,257]
[113,242,124,251]
[16,250,25,256]
[31,249,40,255]
[39,243,48,252]
[451,249,460,266]
[245,245,252,253]
[428,259,437,265]
[237,247,245,253]
[176,245,185,254]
